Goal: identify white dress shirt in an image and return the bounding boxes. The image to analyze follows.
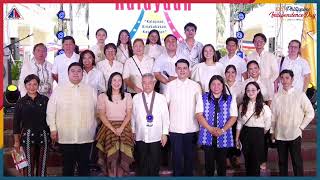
[279,56,311,92]
[132,92,170,143]
[46,81,97,144]
[82,67,106,94]
[165,78,203,133]
[123,55,154,93]
[116,44,130,64]
[152,51,187,93]
[247,50,279,84]
[18,58,53,97]
[191,62,225,92]
[237,102,272,131]
[219,54,247,82]
[144,44,165,60]
[96,60,123,85]
[52,52,79,85]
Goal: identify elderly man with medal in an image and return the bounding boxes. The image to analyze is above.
[131,73,170,176]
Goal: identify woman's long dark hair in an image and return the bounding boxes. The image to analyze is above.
[225,64,237,74]
[146,29,162,45]
[116,29,133,57]
[106,72,125,101]
[241,81,264,117]
[208,75,228,102]
[200,44,218,63]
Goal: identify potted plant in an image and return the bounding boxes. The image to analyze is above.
[11,60,22,86]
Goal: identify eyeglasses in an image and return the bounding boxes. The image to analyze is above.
[246,89,257,93]
[288,46,299,49]
[120,34,129,38]
[105,50,116,53]
[185,28,195,32]
[254,40,265,43]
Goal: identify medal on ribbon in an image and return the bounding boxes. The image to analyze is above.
[142,91,156,127]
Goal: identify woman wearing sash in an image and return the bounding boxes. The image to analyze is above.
[123,39,154,96]
[96,72,134,176]
[116,29,133,64]
[235,82,271,176]
[196,75,237,176]
[243,60,274,170]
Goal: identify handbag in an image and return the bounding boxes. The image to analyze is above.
[237,112,255,150]
[132,56,160,92]
[266,130,277,148]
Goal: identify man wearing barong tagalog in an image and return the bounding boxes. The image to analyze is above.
[132,73,170,176]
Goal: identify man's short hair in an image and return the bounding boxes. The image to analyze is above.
[68,62,83,72]
[62,36,76,44]
[184,22,197,32]
[175,59,190,68]
[253,33,267,43]
[33,43,47,52]
[280,69,294,78]
[142,73,155,80]
[289,39,301,48]
[104,43,117,55]
[24,74,40,85]
[164,34,177,42]
[226,37,238,46]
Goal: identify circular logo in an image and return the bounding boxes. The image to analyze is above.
[146,114,154,122]
[238,12,246,21]
[236,31,244,39]
[57,10,65,20]
[56,31,65,40]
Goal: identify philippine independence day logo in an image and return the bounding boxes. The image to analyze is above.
[7,6,23,20]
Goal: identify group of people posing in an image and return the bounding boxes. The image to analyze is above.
[13,22,315,177]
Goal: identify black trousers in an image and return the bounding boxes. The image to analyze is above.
[240,126,264,176]
[60,143,92,176]
[262,130,271,163]
[276,136,303,176]
[203,145,228,176]
[89,124,101,167]
[135,141,161,176]
[170,132,197,176]
[227,121,241,159]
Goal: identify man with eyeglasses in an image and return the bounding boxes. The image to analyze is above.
[96,43,124,86]
[277,40,311,92]
[177,22,203,68]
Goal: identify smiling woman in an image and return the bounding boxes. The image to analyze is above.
[13,74,50,176]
